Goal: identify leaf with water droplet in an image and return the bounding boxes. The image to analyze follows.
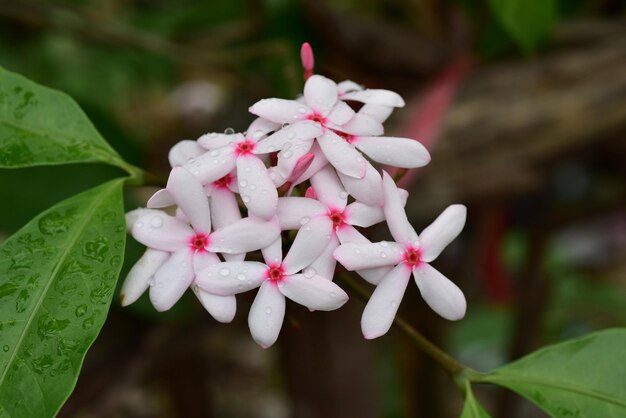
[0,66,128,171]
[0,179,126,417]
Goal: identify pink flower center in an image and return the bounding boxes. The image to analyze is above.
[403,246,422,267]
[266,264,285,282]
[335,131,356,144]
[213,173,234,189]
[189,233,210,253]
[235,139,256,156]
[327,209,345,229]
[307,112,327,126]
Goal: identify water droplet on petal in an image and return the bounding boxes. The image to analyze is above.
[210,149,219,157]
[135,222,144,229]
[304,268,316,278]
[252,130,264,140]
[287,131,296,140]
[355,248,361,254]
[219,268,230,276]
[300,217,310,225]
[265,306,272,314]
[329,292,336,298]
[237,273,246,281]
[239,180,248,188]
[380,241,389,248]
[242,195,251,203]
[224,127,235,134]
[390,300,397,308]
[282,150,293,159]
[380,252,387,258]
[150,216,163,228]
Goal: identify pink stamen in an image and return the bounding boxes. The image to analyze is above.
[403,246,423,267]
[306,113,327,126]
[327,209,345,229]
[266,264,285,283]
[334,131,356,144]
[235,139,256,156]
[189,233,210,253]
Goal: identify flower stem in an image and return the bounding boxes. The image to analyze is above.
[338,272,468,377]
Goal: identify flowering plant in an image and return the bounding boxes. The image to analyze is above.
[0,43,623,418]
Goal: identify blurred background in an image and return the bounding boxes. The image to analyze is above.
[1,0,625,417]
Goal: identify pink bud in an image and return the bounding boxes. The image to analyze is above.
[300,42,315,80]
[305,186,317,199]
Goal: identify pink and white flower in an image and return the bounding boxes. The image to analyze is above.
[127,167,280,320]
[333,172,467,339]
[196,237,349,348]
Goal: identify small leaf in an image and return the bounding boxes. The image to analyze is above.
[479,329,626,418]
[487,0,556,53]
[461,381,492,418]
[0,179,126,417]
[0,66,128,170]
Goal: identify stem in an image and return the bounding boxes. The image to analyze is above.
[123,165,167,188]
[338,272,468,377]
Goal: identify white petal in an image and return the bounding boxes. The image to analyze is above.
[382,171,418,245]
[282,216,334,274]
[310,165,348,210]
[168,140,205,167]
[125,208,163,233]
[413,263,466,320]
[192,250,221,272]
[167,167,211,233]
[236,155,278,220]
[280,274,348,310]
[338,161,383,206]
[209,217,280,254]
[419,205,467,263]
[359,104,394,123]
[345,202,384,228]
[247,117,280,140]
[276,138,313,179]
[361,264,411,339]
[198,132,244,150]
[346,189,407,228]
[183,147,237,185]
[254,120,322,154]
[248,281,286,348]
[333,242,403,271]
[354,136,430,168]
[132,213,191,252]
[223,253,246,262]
[308,234,340,280]
[192,287,237,323]
[150,249,195,311]
[261,237,283,265]
[337,80,363,94]
[326,101,355,125]
[147,189,175,208]
[120,249,169,306]
[317,131,366,179]
[209,187,241,230]
[197,261,267,295]
[303,74,338,116]
[249,98,308,124]
[334,226,392,285]
[341,89,405,107]
[339,113,384,136]
[276,197,326,230]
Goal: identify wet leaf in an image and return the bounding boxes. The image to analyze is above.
[480,329,626,417]
[0,66,127,170]
[0,180,126,417]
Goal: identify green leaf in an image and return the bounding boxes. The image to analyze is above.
[461,381,492,418]
[0,66,129,171]
[487,0,556,53]
[0,179,126,417]
[478,329,626,418]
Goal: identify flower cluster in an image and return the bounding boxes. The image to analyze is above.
[123,44,467,348]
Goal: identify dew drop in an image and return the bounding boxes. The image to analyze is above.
[219,267,230,276]
[252,130,264,140]
[237,273,246,281]
[356,156,364,163]
[135,222,144,229]
[224,127,235,134]
[210,150,219,157]
[300,217,310,225]
[298,107,307,114]
[380,252,387,258]
[282,150,293,159]
[390,300,398,308]
[355,248,361,254]
[242,195,251,203]
[380,241,389,248]
[329,292,336,298]
[304,268,316,278]
[265,306,272,314]
[192,284,200,293]
[3,345,9,352]
[249,184,257,191]
[239,180,248,188]
[287,131,296,140]
[150,216,163,228]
